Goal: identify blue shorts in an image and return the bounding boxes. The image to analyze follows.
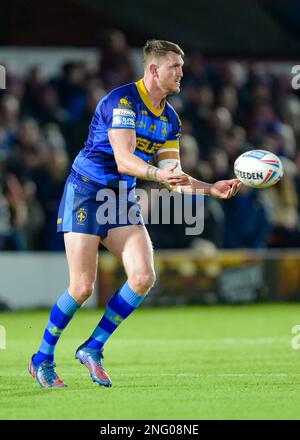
[57,169,143,238]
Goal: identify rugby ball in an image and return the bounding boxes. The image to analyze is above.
[234,150,283,188]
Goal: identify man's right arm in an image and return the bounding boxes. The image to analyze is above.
[108,128,189,186]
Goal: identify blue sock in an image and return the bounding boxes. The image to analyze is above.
[33,291,80,366]
[83,281,145,350]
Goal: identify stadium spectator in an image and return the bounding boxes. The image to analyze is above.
[99,29,135,91]
[223,185,271,249]
[53,61,87,122]
[262,158,300,248]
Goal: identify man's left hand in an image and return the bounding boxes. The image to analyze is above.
[209,179,242,199]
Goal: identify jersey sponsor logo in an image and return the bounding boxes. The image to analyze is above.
[113,108,136,118]
[112,108,135,128]
[112,116,135,128]
[118,96,134,110]
[135,120,146,129]
[136,137,163,154]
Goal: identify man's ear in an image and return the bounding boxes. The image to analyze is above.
[149,63,158,78]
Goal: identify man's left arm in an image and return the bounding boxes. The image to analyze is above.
[180,175,241,199]
[155,140,241,199]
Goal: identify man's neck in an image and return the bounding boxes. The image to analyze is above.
[142,76,166,109]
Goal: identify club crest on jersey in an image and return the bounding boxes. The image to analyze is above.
[161,123,168,136]
[149,124,156,133]
[76,207,88,224]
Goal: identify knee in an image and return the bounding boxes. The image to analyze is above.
[129,270,156,295]
[69,280,95,304]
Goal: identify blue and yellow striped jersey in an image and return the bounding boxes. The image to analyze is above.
[72,79,181,188]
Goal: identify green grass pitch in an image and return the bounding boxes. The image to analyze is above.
[1,304,300,420]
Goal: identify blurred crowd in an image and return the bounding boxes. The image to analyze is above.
[1,30,300,250]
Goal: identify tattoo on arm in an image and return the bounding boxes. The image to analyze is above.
[145,165,159,181]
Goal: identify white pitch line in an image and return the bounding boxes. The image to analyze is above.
[108,337,289,345]
[2,372,299,378]
[114,373,296,378]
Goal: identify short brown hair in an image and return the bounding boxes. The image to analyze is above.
[143,39,184,65]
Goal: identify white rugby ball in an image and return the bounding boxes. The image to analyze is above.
[234,150,284,188]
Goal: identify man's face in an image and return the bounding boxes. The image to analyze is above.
[154,52,184,95]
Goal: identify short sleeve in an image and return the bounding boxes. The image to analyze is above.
[102,91,137,131]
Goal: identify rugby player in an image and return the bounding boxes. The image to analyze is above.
[29,39,240,388]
